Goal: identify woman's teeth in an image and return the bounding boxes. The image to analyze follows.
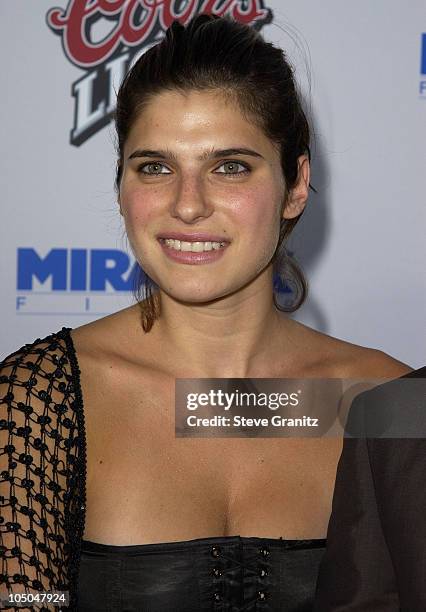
[162,239,227,252]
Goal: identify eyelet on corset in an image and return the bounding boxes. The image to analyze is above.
[214,592,221,602]
[259,568,268,577]
[257,590,267,601]
[212,567,222,577]
[259,547,270,557]
[211,545,221,558]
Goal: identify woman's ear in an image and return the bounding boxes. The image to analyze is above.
[282,155,310,219]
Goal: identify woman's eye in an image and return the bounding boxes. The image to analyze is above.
[137,162,171,175]
[215,161,250,177]
[136,160,249,177]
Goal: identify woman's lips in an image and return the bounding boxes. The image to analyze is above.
[157,238,229,264]
[157,232,230,243]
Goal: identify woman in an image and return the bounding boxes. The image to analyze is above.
[0,14,412,611]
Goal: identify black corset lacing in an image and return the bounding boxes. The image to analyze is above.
[210,543,271,610]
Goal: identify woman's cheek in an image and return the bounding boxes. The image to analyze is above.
[121,185,158,231]
[232,186,280,240]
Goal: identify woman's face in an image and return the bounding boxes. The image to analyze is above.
[119,88,304,304]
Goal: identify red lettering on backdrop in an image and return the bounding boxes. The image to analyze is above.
[118,0,157,45]
[47,0,269,68]
[47,0,128,67]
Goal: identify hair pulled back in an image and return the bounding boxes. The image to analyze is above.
[115,13,312,332]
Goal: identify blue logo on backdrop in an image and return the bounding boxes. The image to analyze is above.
[16,247,294,316]
[16,248,142,316]
[420,33,426,96]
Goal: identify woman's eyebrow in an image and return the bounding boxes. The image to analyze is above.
[128,147,264,161]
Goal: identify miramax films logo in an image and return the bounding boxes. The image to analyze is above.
[46,0,273,146]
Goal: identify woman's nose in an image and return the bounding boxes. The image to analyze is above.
[170,174,213,223]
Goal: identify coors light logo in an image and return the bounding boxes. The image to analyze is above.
[46,0,273,146]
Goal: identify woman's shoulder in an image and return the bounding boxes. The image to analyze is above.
[68,304,153,367]
[289,318,413,379]
[0,326,73,388]
[0,326,79,444]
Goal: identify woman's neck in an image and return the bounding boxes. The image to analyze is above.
[153,292,292,378]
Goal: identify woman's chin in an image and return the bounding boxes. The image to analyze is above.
[161,287,233,305]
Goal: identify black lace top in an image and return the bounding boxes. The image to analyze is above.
[0,328,86,611]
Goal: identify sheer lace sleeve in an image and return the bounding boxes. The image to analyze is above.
[0,328,85,611]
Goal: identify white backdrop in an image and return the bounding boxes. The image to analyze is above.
[1,0,425,368]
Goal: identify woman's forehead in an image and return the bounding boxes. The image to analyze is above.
[132,89,250,130]
[124,89,275,158]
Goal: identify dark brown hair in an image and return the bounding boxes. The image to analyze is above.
[115,13,313,332]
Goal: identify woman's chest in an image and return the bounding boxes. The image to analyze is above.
[81,367,342,544]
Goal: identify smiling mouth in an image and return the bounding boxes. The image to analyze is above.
[158,238,228,252]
